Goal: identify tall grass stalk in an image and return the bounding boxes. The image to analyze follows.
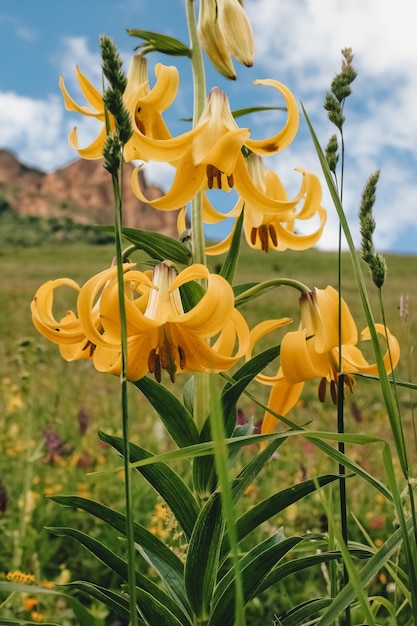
[302,102,417,622]
[209,375,245,626]
[111,168,139,626]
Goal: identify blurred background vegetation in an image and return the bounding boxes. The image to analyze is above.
[1,218,416,624]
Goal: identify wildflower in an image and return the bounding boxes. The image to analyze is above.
[131,81,301,216]
[6,571,35,584]
[32,263,250,382]
[24,597,38,612]
[30,276,100,363]
[78,261,250,382]
[250,286,400,434]
[193,154,326,254]
[59,54,178,159]
[198,0,254,79]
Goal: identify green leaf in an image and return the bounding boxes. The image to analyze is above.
[179,279,205,312]
[258,547,372,596]
[50,496,189,614]
[230,438,285,503]
[219,209,244,285]
[103,226,192,264]
[64,581,131,620]
[233,474,340,546]
[209,534,303,626]
[134,376,199,448]
[127,29,191,57]
[136,588,191,626]
[183,375,194,415]
[232,105,287,120]
[0,581,96,626]
[184,492,225,620]
[47,526,190,625]
[316,515,415,626]
[279,598,333,626]
[99,431,200,539]
[193,345,281,496]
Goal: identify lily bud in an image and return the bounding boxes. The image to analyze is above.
[218,0,254,68]
[126,53,149,90]
[198,0,236,79]
[198,0,254,80]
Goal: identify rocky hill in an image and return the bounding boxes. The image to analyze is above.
[0,149,179,237]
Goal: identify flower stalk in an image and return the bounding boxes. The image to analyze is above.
[100,36,139,626]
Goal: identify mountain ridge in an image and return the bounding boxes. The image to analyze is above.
[0,148,178,237]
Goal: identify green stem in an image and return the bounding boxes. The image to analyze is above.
[112,169,138,626]
[337,123,350,626]
[185,0,208,432]
[234,277,311,306]
[185,0,206,268]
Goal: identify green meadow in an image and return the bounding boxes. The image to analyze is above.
[1,239,416,624]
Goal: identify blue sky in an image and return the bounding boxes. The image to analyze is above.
[1,0,416,254]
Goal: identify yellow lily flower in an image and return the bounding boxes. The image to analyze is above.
[248,286,400,434]
[198,0,254,79]
[131,81,301,214]
[77,262,250,382]
[193,154,327,254]
[30,276,102,363]
[59,54,179,159]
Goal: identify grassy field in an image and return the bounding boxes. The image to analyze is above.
[1,241,417,624]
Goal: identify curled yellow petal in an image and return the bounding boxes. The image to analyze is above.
[31,278,85,344]
[342,323,400,375]
[245,80,299,155]
[262,376,304,434]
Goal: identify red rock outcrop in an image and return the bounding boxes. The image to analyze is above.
[0,149,178,236]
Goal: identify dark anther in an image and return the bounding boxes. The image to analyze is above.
[330,379,338,404]
[178,345,186,369]
[318,377,327,402]
[268,224,278,247]
[207,164,215,190]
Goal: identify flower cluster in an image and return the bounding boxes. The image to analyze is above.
[60,50,326,254]
[32,21,400,432]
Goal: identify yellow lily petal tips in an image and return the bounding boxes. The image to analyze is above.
[59,54,179,160]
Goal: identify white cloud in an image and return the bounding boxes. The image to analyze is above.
[0,91,72,170]
[244,0,417,253]
[54,36,103,91]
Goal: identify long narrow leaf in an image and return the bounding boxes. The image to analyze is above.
[229,474,340,550]
[0,581,95,626]
[134,376,199,448]
[64,581,131,620]
[136,588,191,626]
[280,598,333,626]
[50,496,189,614]
[122,226,192,263]
[259,549,370,596]
[316,515,415,625]
[219,209,244,284]
[209,535,303,626]
[302,102,409,478]
[99,431,200,539]
[184,492,225,620]
[47,526,190,625]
